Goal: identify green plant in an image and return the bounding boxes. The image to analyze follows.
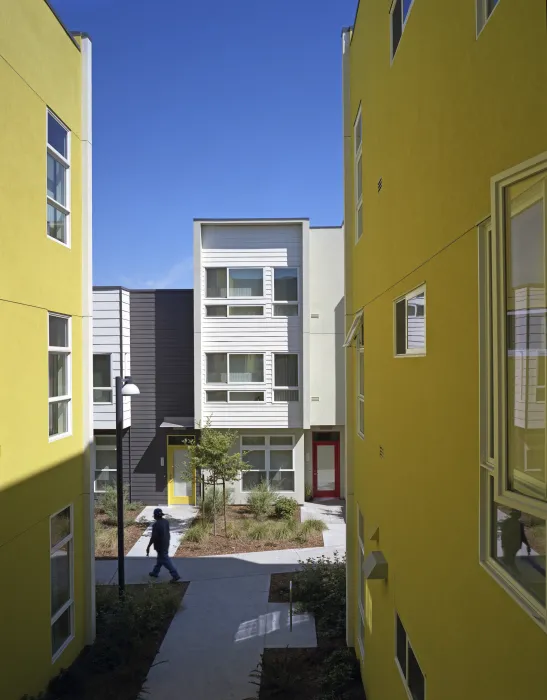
[317,648,360,699]
[247,481,278,520]
[202,485,233,521]
[273,519,298,541]
[249,652,304,697]
[184,521,212,543]
[305,484,314,502]
[246,520,275,541]
[95,485,144,525]
[294,553,346,639]
[95,522,117,552]
[274,496,299,520]
[301,518,327,535]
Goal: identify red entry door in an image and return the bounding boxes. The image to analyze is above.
[312,441,340,498]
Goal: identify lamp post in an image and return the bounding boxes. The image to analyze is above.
[116,375,140,597]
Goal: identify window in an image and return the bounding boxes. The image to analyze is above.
[205,353,264,384]
[93,355,112,403]
[49,313,71,439]
[477,0,500,36]
[395,614,425,700]
[241,435,295,492]
[394,286,426,356]
[50,505,74,660]
[47,111,70,245]
[354,107,363,242]
[206,390,228,402]
[229,268,263,297]
[230,391,264,402]
[94,435,117,492]
[274,354,299,401]
[391,0,414,60]
[228,306,264,316]
[357,324,364,437]
[480,157,547,624]
[357,508,365,658]
[206,269,227,298]
[206,305,227,317]
[273,268,299,316]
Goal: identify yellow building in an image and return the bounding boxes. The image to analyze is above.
[0,2,94,698]
[343,1,547,698]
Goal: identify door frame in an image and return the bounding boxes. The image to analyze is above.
[167,434,196,505]
[312,440,340,498]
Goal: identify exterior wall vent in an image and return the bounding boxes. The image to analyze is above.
[311,397,320,402]
[311,313,319,318]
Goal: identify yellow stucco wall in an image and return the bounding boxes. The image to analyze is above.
[345,1,547,698]
[0,2,89,698]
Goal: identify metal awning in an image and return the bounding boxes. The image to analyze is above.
[160,416,194,429]
[343,309,364,347]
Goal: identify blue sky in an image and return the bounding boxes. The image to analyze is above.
[50,0,357,289]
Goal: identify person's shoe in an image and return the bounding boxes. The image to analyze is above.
[169,574,181,583]
[149,572,159,579]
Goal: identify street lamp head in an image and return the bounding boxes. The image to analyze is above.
[121,376,140,396]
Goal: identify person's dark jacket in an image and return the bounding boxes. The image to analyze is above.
[151,518,170,553]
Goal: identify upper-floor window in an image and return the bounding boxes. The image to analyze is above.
[205,305,264,317]
[49,313,71,439]
[273,268,299,316]
[274,354,299,401]
[205,268,264,298]
[391,0,415,61]
[47,111,70,246]
[476,0,500,36]
[94,435,117,492]
[354,108,363,243]
[93,354,112,403]
[479,155,547,626]
[206,353,264,384]
[357,324,364,437]
[395,285,426,356]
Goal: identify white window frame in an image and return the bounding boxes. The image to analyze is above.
[205,352,265,385]
[357,324,364,438]
[390,0,415,62]
[50,504,74,662]
[93,353,113,404]
[354,106,363,243]
[94,436,117,493]
[272,267,299,316]
[205,267,264,299]
[46,109,71,248]
[394,612,426,700]
[394,284,426,357]
[476,0,500,38]
[204,305,265,317]
[48,313,72,441]
[273,353,299,403]
[357,508,365,659]
[205,390,265,403]
[479,152,547,630]
[240,435,295,492]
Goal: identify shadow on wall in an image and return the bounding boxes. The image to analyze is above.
[334,297,345,427]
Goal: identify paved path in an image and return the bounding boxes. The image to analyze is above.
[301,499,346,548]
[95,500,346,699]
[127,505,198,557]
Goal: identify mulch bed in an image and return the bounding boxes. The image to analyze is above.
[95,513,148,559]
[175,505,323,557]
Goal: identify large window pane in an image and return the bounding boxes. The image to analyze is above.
[48,113,68,157]
[270,471,295,491]
[51,544,71,616]
[270,450,293,471]
[243,450,266,470]
[206,305,227,317]
[51,607,71,656]
[49,400,69,437]
[47,203,67,243]
[274,304,298,317]
[356,154,362,202]
[408,644,425,700]
[49,354,67,398]
[229,354,263,382]
[242,471,267,491]
[206,353,227,383]
[274,354,298,386]
[51,507,71,549]
[395,299,406,354]
[206,268,227,298]
[96,449,116,471]
[95,469,117,490]
[228,306,264,316]
[229,269,263,297]
[407,292,425,350]
[95,435,116,447]
[274,268,298,302]
[358,399,364,436]
[93,389,112,403]
[47,154,66,205]
[93,355,111,388]
[49,315,68,348]
[396,615,407,676]
[506,181,547,502]
[491,497,546,605]
[230,391,264,402]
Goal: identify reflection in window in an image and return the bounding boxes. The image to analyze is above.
[229,269,263,297]
[491,496,546,605]
[506,181,547,503]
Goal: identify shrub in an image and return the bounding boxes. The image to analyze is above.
[202,485,233,521]
[273,519,298,541]
[305,484,314,502]
[184,521,212,543]
[246,520,274,541]
[95,485,144,525]
[294,552,346,639]
[274,496,299,520]
[247,482,278,520]
[317,648,361,699]
[95,522,117,552]
[301,518,327,535]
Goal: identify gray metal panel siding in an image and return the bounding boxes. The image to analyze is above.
[128,290,194,504]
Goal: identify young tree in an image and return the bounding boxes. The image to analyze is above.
[184,420,252,535]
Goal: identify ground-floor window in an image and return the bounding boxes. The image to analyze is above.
[50,505,74,660]
[358,507,365,658]
[395,613,425,700]
[95,434,117,492]
[241,435,295,492]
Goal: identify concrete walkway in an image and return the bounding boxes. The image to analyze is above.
[301,498,346,548]
[127,505,198,557]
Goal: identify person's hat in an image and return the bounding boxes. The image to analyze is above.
[153,508,164,518]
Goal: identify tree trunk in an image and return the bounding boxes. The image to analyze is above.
[223,479,227,535]
[212,481,217,536]
[201,474,205,520]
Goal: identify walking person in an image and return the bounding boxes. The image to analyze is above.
[147,508,181,582]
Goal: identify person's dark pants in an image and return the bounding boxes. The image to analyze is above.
[151,550,179,579]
